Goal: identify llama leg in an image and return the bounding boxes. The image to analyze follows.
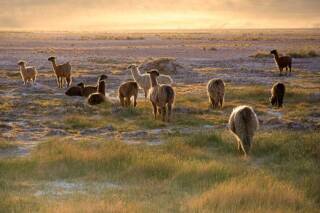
[237,139,241,152]
[127,98,131,107]
[167,104,172,122]
[56,77,59,87]
[119,95,125,107]
[161,107,166,122]
[210,97,215,109]
[279,68,283,76]
[66,77,70,87]
[289,65,292,75]
[152,102,157,119]
[144,89,148,99]
[133,94,137,107]
[158,108,161,115]
[285,67,288,76]
[220,98,224,109]
[279,96,283,108]
[59,77,63,88]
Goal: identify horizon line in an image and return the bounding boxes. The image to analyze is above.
[0,27,319,34]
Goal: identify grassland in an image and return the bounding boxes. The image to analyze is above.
[0,81,319,212]
[0,29,319,212]
[0,130,319,212]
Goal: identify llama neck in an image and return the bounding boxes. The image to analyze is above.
[98,81,105,95]
[150,75,158,87]
[131,67,142,81]
[273,53,280,62]
[50,60,58,71]
[19,65,26,72]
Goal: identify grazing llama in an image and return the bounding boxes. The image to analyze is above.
[228,105,259,156]
[118,81,138,107]
[270,82,286,108]
[270,50,292,76]
[207,78,225,109]
[148,70,175,122]
[17,61,37,85]
[48,56,72,88]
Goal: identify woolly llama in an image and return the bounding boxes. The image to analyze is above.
[128,64,173,98]
[65,83,84,96]
[17,61,38,85]
[228,105,259,156]
[148,70,175,122]
[270,50,292,76]
[48,56,72,88]
[87,80,106,105]
[207,78,225,109]
[118,81,138,107]
[270,82,286,108]
[82,74,108,97]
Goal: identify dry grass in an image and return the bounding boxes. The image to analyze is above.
[0,130,319,212]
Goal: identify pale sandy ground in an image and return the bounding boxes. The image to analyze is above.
[0,29,319,158]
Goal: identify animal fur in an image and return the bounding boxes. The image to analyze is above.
[270,82,286,108]
[65,83,84,96]
[228,105,259,156]
[207,78,225,109]
[17,61,37,85]
[128,64,173,98]
[270,50,292,76]
[118,81,138,107]
[148,70,175,122]
[82,75,108,97]
[48,56,72,88]
[87,80,106,105]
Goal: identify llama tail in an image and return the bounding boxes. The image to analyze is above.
[241,107,253,154]
[165,86,175,103]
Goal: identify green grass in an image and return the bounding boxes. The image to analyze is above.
[0,130,318,212]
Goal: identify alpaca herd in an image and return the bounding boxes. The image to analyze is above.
[17,51,289,156]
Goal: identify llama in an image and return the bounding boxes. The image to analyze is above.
[65,83,84,96]
[48,56,72,88]
[118,81,138,107]
[148,70,175,122]
[228,105,259,156]
[17,61,37,85]
[128,64,173,98]
[81,74,108,97]
[207,78,225,109]
[270,50,292,76]
[270,82,286,108]
[87,80,106,105]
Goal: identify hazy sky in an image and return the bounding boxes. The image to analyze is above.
[1,0,320,31]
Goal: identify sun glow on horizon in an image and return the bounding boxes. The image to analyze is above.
[0,0,319,31]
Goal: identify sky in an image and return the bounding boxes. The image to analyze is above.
[0,0,320,31]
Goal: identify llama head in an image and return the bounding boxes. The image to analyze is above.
[127,64,138,69]
[147,69,160,77]
[270,50,278,55]
[17,60,26,66]
[48,56,56,62]
[77,82,85,88]
[270,96,276,106]
[98,74,108,81]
